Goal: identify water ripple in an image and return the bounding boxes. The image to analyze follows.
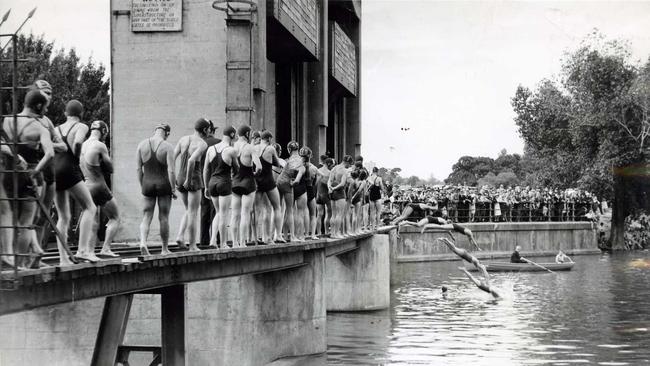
[326,253,650,365]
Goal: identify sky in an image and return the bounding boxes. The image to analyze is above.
[2,0,650,180]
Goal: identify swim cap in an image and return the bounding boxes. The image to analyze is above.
[223,125,236,138]
[65,100,84,118]
[261,130,273,140]
[355,155,364,162]
[325,158,335,168]
[343,155,354,164]
[34,80,52,98]
[287,141,299,153]
[194,117,211,132]
[90,120,109,135]
[155,123,171,133]
[359,169,368,180]
[24,90,48,114]
[251,131,261,140]
[237,124,251,138]
[299,146,311,157]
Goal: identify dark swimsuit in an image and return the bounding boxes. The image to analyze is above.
[316,173,330,205]
[208,145,233,197]
[306,168,316,202]
[80,148,113,206]
[232,154,256,196]
[277,155,300,195]
[176,141,204,192]
[369,178,382,201]
[1,118,39,198]
[141,139,172,197]
[54,123,85,192]
[293,165,308,198]
[255,145,276,193]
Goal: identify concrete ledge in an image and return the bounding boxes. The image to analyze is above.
[398,221,595,233]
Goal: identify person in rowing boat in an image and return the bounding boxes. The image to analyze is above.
[555,250,573,263]
[510,245,527,263]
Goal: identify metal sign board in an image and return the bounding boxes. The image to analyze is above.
[270,0,319,58]
[330,22,357,96]
[131,0,183,32]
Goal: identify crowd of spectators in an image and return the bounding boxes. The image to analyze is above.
[386,184,603,223]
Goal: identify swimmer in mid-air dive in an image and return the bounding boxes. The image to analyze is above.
[437,237,500,299]
[398,213,481,251]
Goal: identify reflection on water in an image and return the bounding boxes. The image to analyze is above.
[327,253,650,365]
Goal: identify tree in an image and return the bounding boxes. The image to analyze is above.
[0,34,110,128]
[511,31,650,249]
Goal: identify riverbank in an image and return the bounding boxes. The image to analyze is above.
[392,222,598,263]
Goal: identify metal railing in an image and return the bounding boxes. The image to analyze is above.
[387,200,599,223]
[0,33,74,288]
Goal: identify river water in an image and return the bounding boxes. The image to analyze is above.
[326,253,650,365]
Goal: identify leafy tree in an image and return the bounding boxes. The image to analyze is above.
[0,34,109,127]
[511,31,650,249]
[477,171,520,188]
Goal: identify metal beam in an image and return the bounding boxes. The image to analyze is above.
[91,294,133,366]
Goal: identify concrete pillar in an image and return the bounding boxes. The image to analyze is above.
[325,234,390,311]
[306,0,328,159]
[184,249,326,365]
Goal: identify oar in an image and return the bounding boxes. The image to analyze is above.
[521,257,554,273]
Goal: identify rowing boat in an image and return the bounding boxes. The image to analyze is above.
[466,262,574,272]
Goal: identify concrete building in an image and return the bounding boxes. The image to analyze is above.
[110,0,361,240]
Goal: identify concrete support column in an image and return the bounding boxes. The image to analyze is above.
[345,14,361,156]
[184,249,326,365]
[306,0,328,159]
[326,234,390,311]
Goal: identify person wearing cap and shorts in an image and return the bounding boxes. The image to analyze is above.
[199,120,221,246]
[80,120,120,258]
[136,123,176,255]
[53,100,102,263]
[203,126,238,248]
[253,130,285,244]
[173,118,210,251]
[328,155,353,239]
[229,125,262,246]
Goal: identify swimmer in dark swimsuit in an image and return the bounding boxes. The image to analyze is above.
[420,221,481,251]
[328,155,353,239]
[229,125,262,246]
[54,100,102,263]
[368,167,384,231]
[352,169,368,234]
[80,121,120,258]
[173,118,210,251]
[304,151,320,240]
[316,156,334,237]
[391,201,439,225]
[136,123,176,255]
[2,91,56,267]
[271,143,286,239]
[30,80,68,247]
[253,131,285,244]
[203,126,238,248]
[293,147,311,241]
[277,141,302,242]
